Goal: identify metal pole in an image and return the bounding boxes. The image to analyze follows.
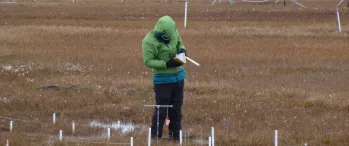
[209,137,211,146]
[53,113,56,124]
[275,130,278,146]
[156,106,160,141]
[337,7,342,33]
[184,0,188,28]
[273,0,280,6]
[59,130,63,141]
[72,121,75,135]
[180,130,183,145]
[107,128,111,140]
[148,128,151,146]
[130,137,133,146]
[10,121,13,132]
[212,127,215,146]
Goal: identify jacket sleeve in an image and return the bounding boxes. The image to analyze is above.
[142,41,167,69]
[176,30,185,50]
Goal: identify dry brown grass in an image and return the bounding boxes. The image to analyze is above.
[1,0,349,145]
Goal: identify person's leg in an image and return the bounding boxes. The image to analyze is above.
[151,83,174,139]
[168,80,184,140]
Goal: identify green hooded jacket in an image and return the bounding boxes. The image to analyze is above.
[142,16,187,84]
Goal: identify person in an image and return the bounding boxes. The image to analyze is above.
[142,15,187,141]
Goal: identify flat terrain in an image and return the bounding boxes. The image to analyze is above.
[0,0,349,145]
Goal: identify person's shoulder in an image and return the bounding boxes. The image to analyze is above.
[142,31,157,45]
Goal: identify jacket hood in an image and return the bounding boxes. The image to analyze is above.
[153,16,176,37]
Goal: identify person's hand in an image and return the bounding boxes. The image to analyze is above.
[178,48,187,56]
[166,57,183,67]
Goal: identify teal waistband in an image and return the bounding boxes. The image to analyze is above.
[152,67,187,84]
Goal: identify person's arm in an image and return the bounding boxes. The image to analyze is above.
[176,30,186,54]
[142,41,167,69]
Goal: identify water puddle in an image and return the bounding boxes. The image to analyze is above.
[28,132,107,141]
[89,120,144,135]
[23,120,209,145]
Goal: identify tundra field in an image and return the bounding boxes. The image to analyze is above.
[1,0,349,145]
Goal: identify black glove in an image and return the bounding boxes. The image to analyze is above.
[166,57,183,67]
[178,48,187,56]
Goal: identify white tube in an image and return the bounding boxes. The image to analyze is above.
[209,137,211,146]
[273,0,280,6]
[180,130,183,145]
[337,0,344,7]
[337,7,342,33]
[107,128,111,140]
[130,137,133,146]
[6,139,9,146]
[148,128,151,146]
[291,0,307,8]
[186,56,200,66]
[10,121,13,132]
[275,130,278,146]
[53,113,56,124]
[59,130,63,141]
[72,121,75,134]
[184,0,188,28]
[211,127,215,146]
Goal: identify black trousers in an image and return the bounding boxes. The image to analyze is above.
[151,80,184,140]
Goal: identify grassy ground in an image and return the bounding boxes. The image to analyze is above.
[1,0,349,145]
